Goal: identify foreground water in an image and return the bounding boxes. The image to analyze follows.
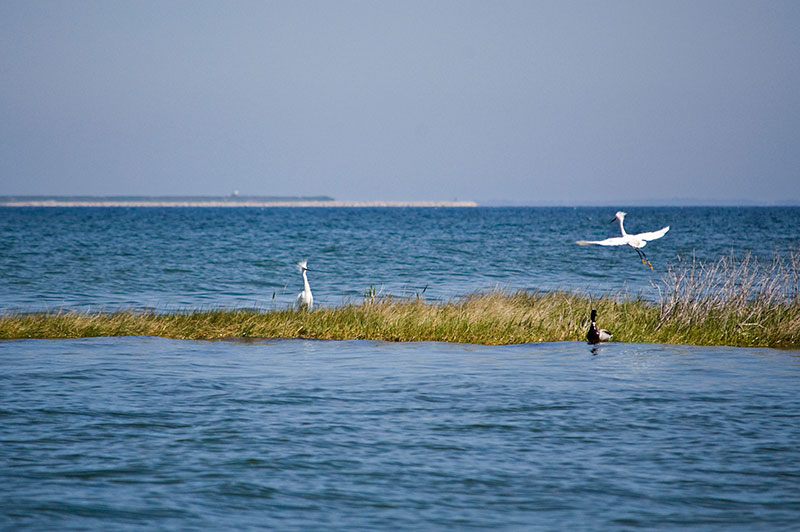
[2,207,799,529]
[1,206,798,311]
[2,337,799,530]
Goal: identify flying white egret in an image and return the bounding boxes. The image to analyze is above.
[296,260,313,310]
[576,211,669,269]
[586,309,612,345]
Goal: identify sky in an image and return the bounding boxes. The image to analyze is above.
[1,1,799,205]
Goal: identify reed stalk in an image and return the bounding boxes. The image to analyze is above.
[2,253,799,347]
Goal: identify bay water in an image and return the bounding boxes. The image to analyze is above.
[1,206,798,311]
[1,206,799,530]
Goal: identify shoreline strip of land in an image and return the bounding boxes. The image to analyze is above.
[1,199,478,208]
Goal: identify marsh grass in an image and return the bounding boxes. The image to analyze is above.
[649,252,800,347]
[2,253,799,347]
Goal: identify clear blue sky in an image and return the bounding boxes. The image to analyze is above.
[2,1,799,204]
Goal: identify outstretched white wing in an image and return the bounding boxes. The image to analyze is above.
[635,226,669,242]
[576,237,629,247]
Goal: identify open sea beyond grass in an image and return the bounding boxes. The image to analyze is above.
[1,206,798,311]
[1,206,800,530]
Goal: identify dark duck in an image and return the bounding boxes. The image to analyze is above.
[587,309,612,344]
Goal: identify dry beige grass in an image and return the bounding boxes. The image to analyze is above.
[2,253,799,347]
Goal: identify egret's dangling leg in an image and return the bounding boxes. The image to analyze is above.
[635,248,653,270]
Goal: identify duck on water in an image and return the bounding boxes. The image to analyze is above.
[587,309,612,344]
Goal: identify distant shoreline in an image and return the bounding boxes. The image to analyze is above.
[0,197,478,208]
[3,197,798,208]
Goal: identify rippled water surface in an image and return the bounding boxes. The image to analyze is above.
[2,338,799,531]
[2,207,800,530]
[1,206,798,310]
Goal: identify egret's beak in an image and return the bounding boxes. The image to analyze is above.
[610,217,617,223]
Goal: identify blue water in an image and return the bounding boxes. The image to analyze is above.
[1,338,799,531]
[1,206,798,310]
[2,206,800,530]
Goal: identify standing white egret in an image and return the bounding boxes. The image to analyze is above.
[576,211,669,269]
[586,309,612,344]
[296,260,313,310]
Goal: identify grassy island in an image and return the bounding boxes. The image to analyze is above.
[2,254,799,348]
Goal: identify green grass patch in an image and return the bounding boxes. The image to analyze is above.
[2,253,799,347]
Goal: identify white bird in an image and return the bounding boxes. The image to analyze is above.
[296,260,313,310]
[576,211,669,269]
[586,309,612,344]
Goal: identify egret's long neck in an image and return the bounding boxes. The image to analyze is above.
[617,217,628,236]
[302,270,311,292]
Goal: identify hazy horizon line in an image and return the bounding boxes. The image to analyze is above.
[0,195,798,208]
